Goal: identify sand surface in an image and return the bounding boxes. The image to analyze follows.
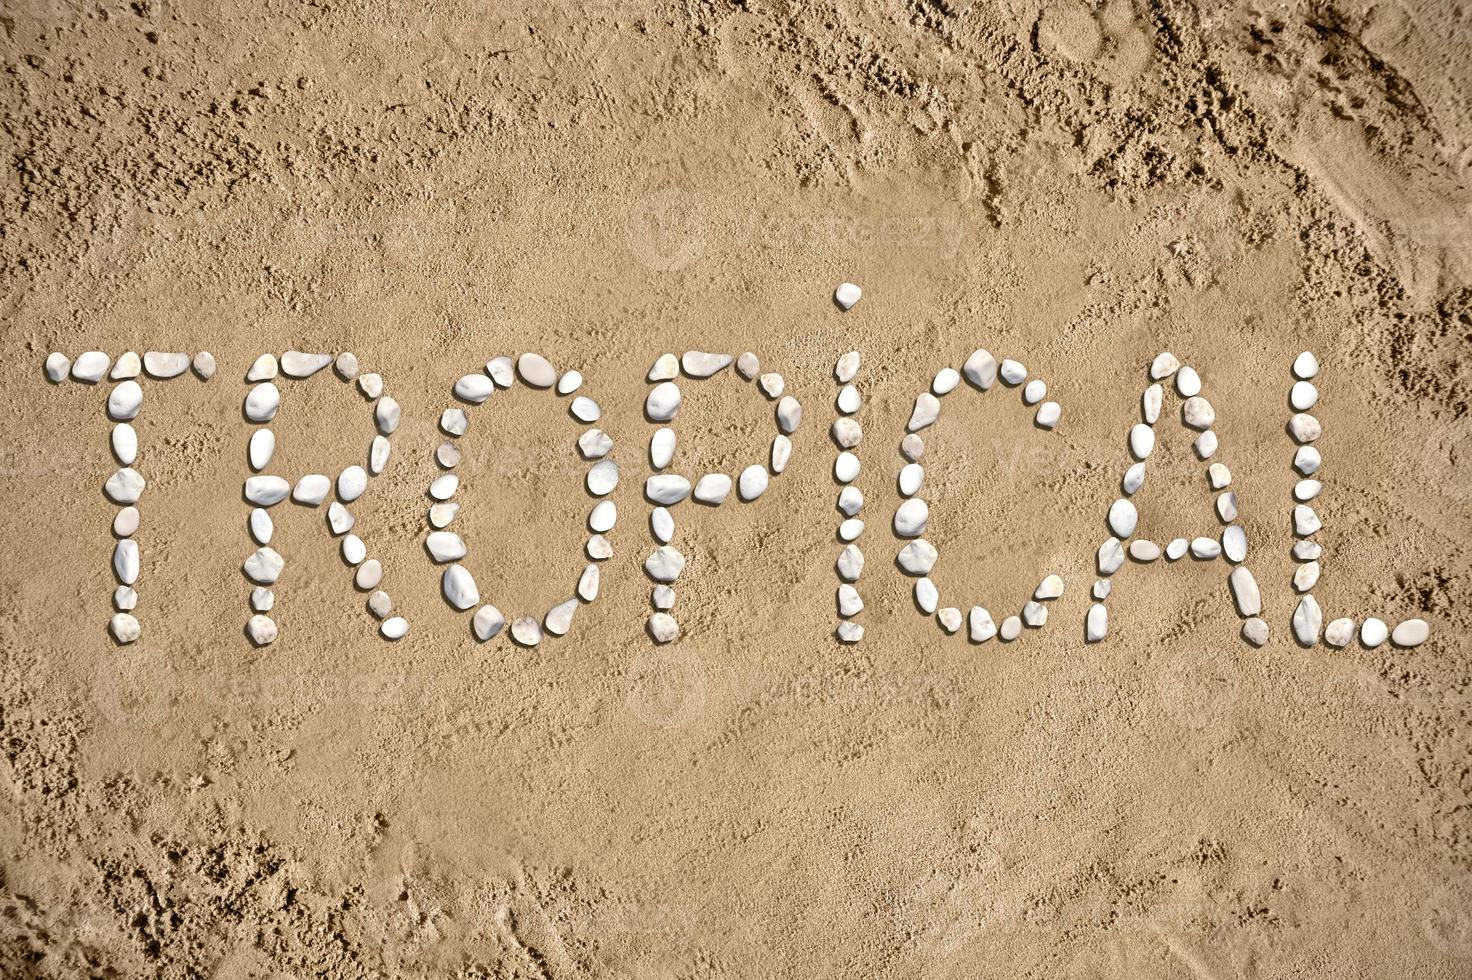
[2,1,1471,976]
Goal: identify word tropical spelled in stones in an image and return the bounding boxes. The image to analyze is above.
[44,346,1432,651]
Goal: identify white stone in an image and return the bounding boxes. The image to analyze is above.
[105,467,145,504]
[831,417,862,449]
[1242,618,1270,646]
[1122,462,1145,496]
[907,393,940,432]
[487,356,515,387]
[1143,384,1162,424]
[838,486,864,517]
[244,547,284,585]
[1150,352,1180,379]
[245,615,276,646]
[1130,423,1155,460]
[455,373,494,403]
[645,546,686,582]
[694,473,732,504]
[342,534,367,565]
[578,565,600,601]
[1216,491,1239,523]
[899,463,923,497]
[1391,619,1430,647]
[443,564,479,610]
[589,500,616,533]
[897,540,937,575]
[1223,525,1247,563]
[1097,537,1125,575]
[999,359,1026,385]
[646,475,691,505]
[648,613,680,644]
[938,608,962,633]
[436,443,460,468]
[334,352,358,380]
[777,396,803,433]
[1175,365,1201,397]
[834,282,862,309]
[556,371,584,396]
[113,539,139,585]
[1035,401,1062,429]
[1361,618,1389,648]
[1023,379,1046,405]
[1294,446,1322,476]
[738,465,769,501]
[375,397,401,434]
[651,507,674,543]
[1093,579,1112,599]
[999,616,1023,641]
[473,605,505,640]
[430,474,459,500]
[1289,413,1322,443]
[963,349,997,389]
[245,383,280,423]
[933,368,961,395]
[279,351,332,377]
[246,353,278,382]
[1293,561,1320,592]
[1166,537,1189,560]
[1230,567,1262,616]
[244,475,289,506]
[545,598,578,636]
[648,584,675,609]
[72,351,111,382]
[1128,540,1160,561]
[425,531,466,563]
[248,429,274,471]
[681,351,732,377]
[355,559,383,590]
[142,351,190,379]
[834,452,860,484]
[1107,499,1137,538]
[736,352,759,379]
[1022,601,1048,627]
[901,434,924,461]
[250,587,273,612]
[370,435,391,475]
[1290,380,1318,411]
[1035,574,1065,599]
[587,460,619,496]
[969,607,997,642]
[579,429,614,459]
[44,353,70,383]
[570,396,601,423]
[771,435,792,474]
[110,351,141,379]
[1293,595,1322,645]
[1325,618,1355,648]
[1293,540,1322,561]
[1293,351,1319,380]
[108,381,143,420]
[647,353,679,382]
[336,465,367,503]
[838,584,863,617]
[1208,463,1231,489]
[1294,504,1322,536]
[428,502,458,529]
[835,351,861,383]
[358,373,383,398]
[517,353,557,388]
[1191,536,1222,558]
[1194,430,1218,459]
[435,407,468,436]
[837,384,861,414]
[381,617,409,640]
[327,502,355,535]
[1086,604,1108,642]
[646,381,681,421]
[249,508,273,544]
[837,544,864,581]
[113,506,139,537]
[915,578,939,613]
[1182,396,1214,430]
[587,535,613,560]
[292,474,331,505]
[894,498,928,537]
